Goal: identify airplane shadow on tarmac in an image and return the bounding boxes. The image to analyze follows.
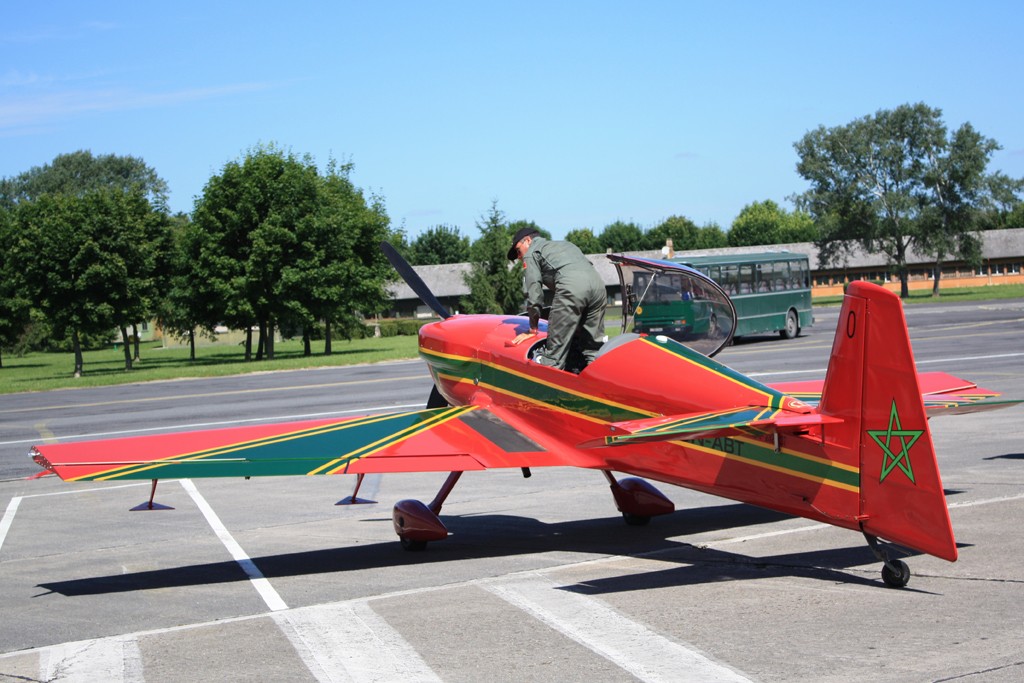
[36,502,957,598]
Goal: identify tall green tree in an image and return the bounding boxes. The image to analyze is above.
[0,209,31,367]
[795,103,1003,297]
[3,151,172,374]
[918,122,997,293]
[104,191,171,370]
[408,224,470,265]
[285,166,394,354]
[190,148,394,358]
[692,223,729,249]
[159,213,219,360]
[0,150,169,210]
[191,144,321,360]
[599,220,645,252]
[462,202,526,315]
[646,215,699,251]
[13,192,131,376]
[978,172,1024,229]
[565,227,602,254]
[728,200,817,246]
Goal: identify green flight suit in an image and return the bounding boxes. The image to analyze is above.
[522,236,606,370]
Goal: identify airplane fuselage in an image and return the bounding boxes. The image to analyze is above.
[419,314,862,531]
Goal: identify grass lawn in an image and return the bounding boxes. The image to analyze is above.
[810,282,1024,307]
[0,335,422,395]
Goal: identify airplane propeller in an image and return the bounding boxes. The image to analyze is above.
[380,241,452,320]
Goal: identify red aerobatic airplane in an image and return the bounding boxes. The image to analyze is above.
[31,244,1020,588]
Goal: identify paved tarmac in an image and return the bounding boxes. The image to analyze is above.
[1,300,1023,682]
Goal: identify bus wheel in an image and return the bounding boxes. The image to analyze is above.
[780,309,799,339]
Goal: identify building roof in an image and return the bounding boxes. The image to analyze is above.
[386,228,1024,302]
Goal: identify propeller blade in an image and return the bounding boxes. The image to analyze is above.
[380,241,452,320]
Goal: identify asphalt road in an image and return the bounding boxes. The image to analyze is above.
[1,299,1023,682]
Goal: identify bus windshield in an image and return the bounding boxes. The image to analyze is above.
[608,254,736,358]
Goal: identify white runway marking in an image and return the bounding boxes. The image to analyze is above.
[703,522,828,546]
[39,637,143,682]
[179,478,288,612]
[746,351,1024,379]
[0,496,21,554]
[1,403,424,447]
[275,602,441,683]
[483,572,754,683]
[948,492,1024,508]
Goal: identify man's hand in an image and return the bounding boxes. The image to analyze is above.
[506,330,538,346]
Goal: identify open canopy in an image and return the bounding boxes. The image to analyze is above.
[608,254,737,357]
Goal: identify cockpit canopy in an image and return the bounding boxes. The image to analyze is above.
[608,254,737,357]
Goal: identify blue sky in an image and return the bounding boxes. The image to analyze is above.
[3,1,1022,239]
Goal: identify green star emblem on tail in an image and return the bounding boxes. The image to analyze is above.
[867,399,923,484]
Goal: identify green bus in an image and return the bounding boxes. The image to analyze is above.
[633,251,813,340]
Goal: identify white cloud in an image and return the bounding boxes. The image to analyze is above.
[0,82,274,132]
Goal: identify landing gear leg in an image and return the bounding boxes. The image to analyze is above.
[336,473,377,505]
[130,479,174,511]
[602,471,674,526]
[864,531,911,588]
[393,471,463,551]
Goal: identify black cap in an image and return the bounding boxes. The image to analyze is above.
[507,227,540,261]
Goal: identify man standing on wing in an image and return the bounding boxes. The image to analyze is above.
[507,227,606,371]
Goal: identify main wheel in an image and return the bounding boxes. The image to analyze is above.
[780,309,799,339]
[881,559,910,588]
[400,536,428,552]
[623,512,651,526]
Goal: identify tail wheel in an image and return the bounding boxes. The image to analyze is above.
[780,309,799,339]
[881,559,911,588]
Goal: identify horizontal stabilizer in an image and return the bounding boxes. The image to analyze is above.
[770,370,1020,417]
[590,406,842,447]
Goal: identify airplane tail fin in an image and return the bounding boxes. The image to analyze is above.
[819,281,957,561]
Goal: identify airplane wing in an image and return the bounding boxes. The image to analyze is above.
[769,371,1021,416]
[30,405,592,482]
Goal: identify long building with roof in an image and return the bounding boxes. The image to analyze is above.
[385,228,1024,318]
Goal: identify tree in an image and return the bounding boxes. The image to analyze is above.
[0,150,169,210]
[599,220,645,252]
[0,209,31,367]
[286,167,395,354]
[565,227,602,254]
[780,211,818,243]
[795,103,1003,297]
[978,172,1024,230]
[12,192,131,376]
[190,148,395,359]
[159,213,219,360]
[646,215,699,251]
[728,200,815,246]
[692,223,729,249]
[918,122,997,294]
[407,224,470,265]
[2,151,173,372]
[191,144,322,360]
[462,202,525,315]
[105,191,170,370]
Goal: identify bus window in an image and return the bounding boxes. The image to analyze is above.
[738,265,754,294]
